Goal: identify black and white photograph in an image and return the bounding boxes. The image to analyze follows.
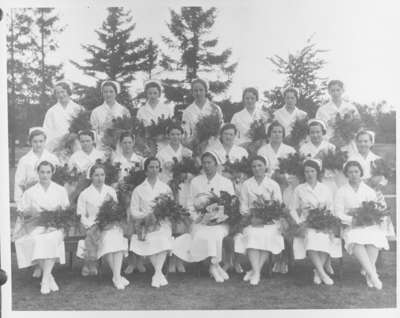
[1,0,399,315]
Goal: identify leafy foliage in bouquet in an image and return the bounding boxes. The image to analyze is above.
[332,111,363,146]
[69,110,92,134]
[52,164,82,186]
[370,158,395,182]
[95,158,121,186]
[35,206,81,232]
[146,115,177,139]
[284,116,309,148]
[116,165,146,208]
[316,149,348,172]
[248,195,288,226]
[95,199,127,231]
[348,201,391,228]
[305,206,342,236]
[246,119,268,143]
[135,213,158,241]
[278,152,306,178]
[222,157,253,183]
[168,156,201,194]
[194,111,222,144]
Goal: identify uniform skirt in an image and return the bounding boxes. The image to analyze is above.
[343,225,389,254]
[293,228,342,260]
[234,223,285,255]
[172,224,228,262]
[15,226,65,269]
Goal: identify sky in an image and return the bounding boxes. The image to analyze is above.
[10,0,400,107]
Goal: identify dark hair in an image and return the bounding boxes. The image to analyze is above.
[89,163,105,179]
[266,121,286,140]
[250,155,267,167]
[328,80,344,90]
[220,123,237,136]
[191,78,208,93]
[356,130,374,143]
[145,82,162,95]
[343,160,364,177]
[303,159,322,179]
[242,87,259,102]
[308,121,326,135]
[283,87,299,100]
[37,160,55,173]
[201,152,218,165]
[29,129,47,143]
[144,157,161,172]
[167,123,184,135]
[102,81,118,94]
[55,82,72,96]
[79,130,95,141]
[119,131,135,143]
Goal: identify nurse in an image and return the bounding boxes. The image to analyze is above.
[290,159,342,285]
[76,163,129,289]
[90,80,131,145]
[14,161,69,294]
[14,128,60,204]
[173,152,235,283]
[181,78,223,138]
[334,160,389,290]
[42,81,83,151]
[129,157,174,288]
[137,80,174,126]
[299,120,335,158]
[273,87,307,136]
[235,156,285,286]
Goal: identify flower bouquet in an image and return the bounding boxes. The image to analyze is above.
[368,158,394,189]
[52,164,82,186]
[247,119,268,143]
[95,199,127,231]
[278,152,306,181]
[95,158,121,186]
[248,195,288,227]
[69,110,92,134]
[284,116,309,148]
[223,156,253,181]
[348,201,391,228]
[117,165,146,208]
[332,110,362,147]
[305,206,342,236]
[168,156,201,195]
[316,149,348,172]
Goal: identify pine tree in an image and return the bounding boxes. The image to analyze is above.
[264,37,328,117]
[71,7,148,110]
[161,7,237,104]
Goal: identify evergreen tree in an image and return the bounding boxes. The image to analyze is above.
[71,7,148,110]
[264,37,328,117]
[161,7,237,104]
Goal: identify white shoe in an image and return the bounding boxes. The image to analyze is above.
[250,273,261,286]
[32,266,42,278]
[313,270,322,285]
[112,278,125,290]
[40,279,51,295]
[124,264,135,275]
[120,276,130,287]
[81,265,90,277]
[210,266,224,283]
[217,265,229,280]
[151,275,161,288]
[321,275,334,286]
[360,269,367,277]
[325,262,334,275]
[243,271,253,282]
[159,274,168,286]
[234,263,244,274]
[370,274,383,290]
[49,275,59,292]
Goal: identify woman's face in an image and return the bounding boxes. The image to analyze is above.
[304,166,318,184]
[347,165,362,184]
[284,92,297,107]
[270,126,284,143]
[251,159,266,178]
[146,87,160,103]
[121,136,134,153]
[38,164,53,184]
[356,133,373,154]
[91,168,105,187]
[146,160,160,179]
[309,125,323,145]
[31,134,46,153]
[243,92,257,109]
[202,156,217,176]
[79,135,94,153]
[169,128,182,144]
[55,85,70,104]
[102,85,117,104]
[221,128,236,146]
[192,83,206,102]
[328,84,343,101]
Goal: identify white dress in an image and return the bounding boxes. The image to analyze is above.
[334,182,389,254]
[181,99,223,138]
[172,173,235,263]
[206,140,248,165]
[273,106,307,136]
[14,182,69,268]
[14,149,60,204]
[112,151,144,180]
[257,143,296,174]
[136,101,174,126]
[129,179,173,256]
[42,101,83,151]
[315,100,359,140]
[76,184,128,259]
[291,182,342,259]
[230,107,263,145]
[299,140,336,158]
[68,149,105,174]
[156,144,193,183]
[234,176,285,255]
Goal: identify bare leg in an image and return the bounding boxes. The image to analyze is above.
[41,259,56,294]
[248,249,261,285]
[365,245,379,273]
[308,251,333,285]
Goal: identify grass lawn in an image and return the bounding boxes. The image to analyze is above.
[11,249,396,310]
